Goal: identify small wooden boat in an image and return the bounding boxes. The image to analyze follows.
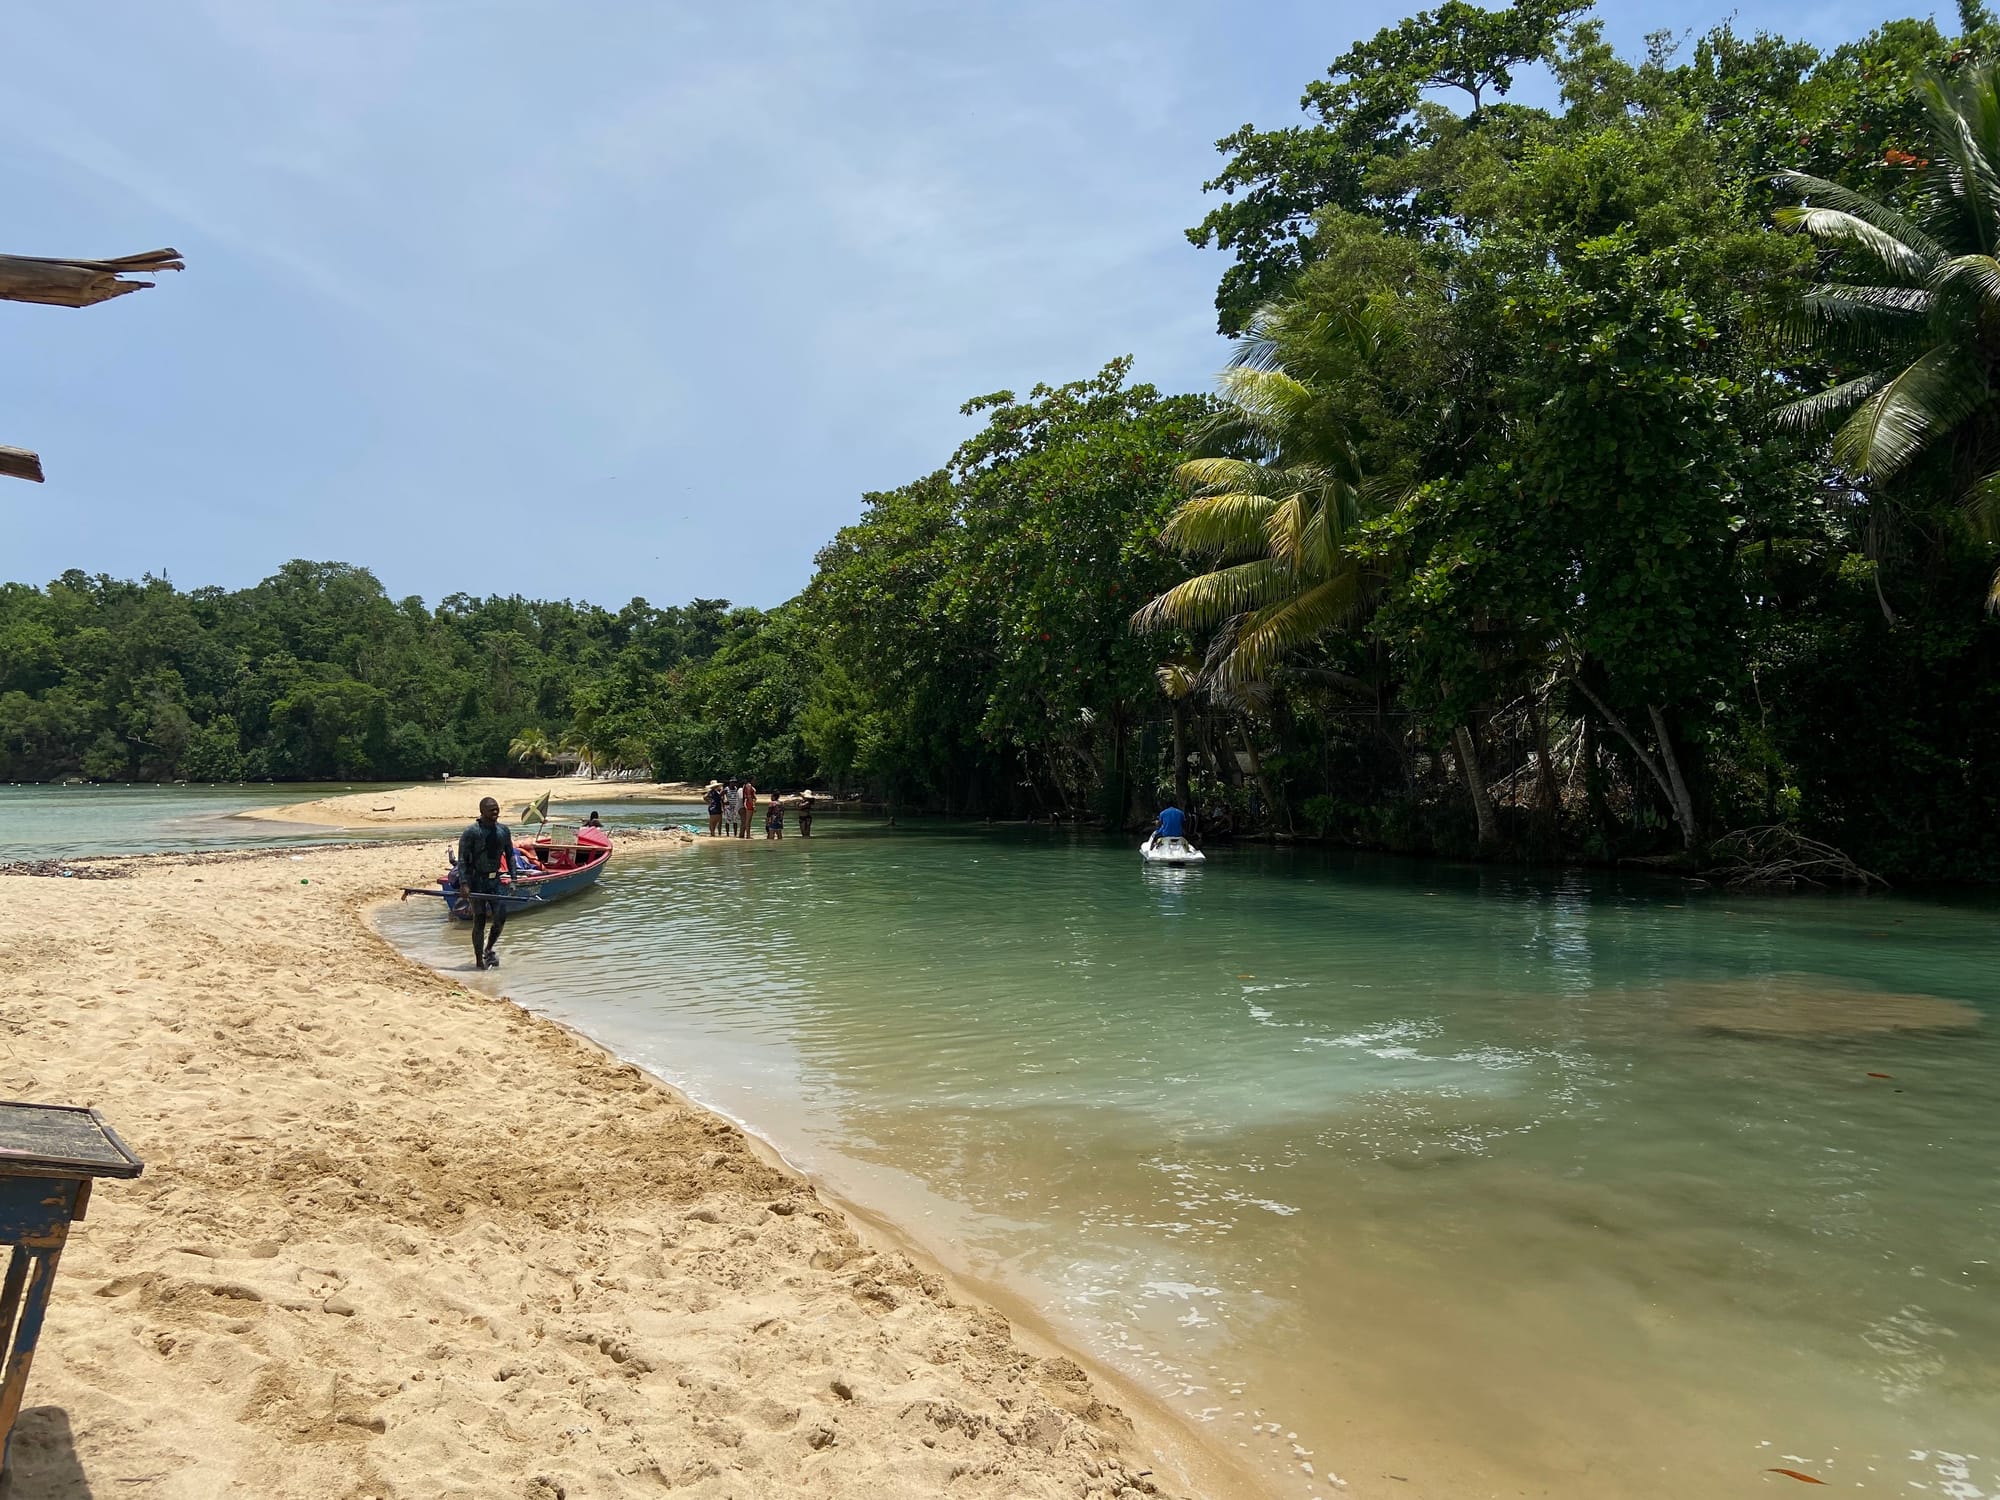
[405,826,614,919]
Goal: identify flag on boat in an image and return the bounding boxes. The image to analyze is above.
[520,789,552,826]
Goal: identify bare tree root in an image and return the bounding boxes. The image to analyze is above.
[1703,826,1887,891]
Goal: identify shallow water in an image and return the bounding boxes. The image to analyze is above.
[0,781,391,858]
[0,782,688,860]
[378,825,1999,1500]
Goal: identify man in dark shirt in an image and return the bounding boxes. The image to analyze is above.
[457,796,516,970]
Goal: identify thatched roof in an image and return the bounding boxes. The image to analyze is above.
[0,249,184,308]
[1,247,185,482]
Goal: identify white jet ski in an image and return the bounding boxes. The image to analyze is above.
[1140,836,1206,865]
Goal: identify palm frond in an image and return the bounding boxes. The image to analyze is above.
[1959,467,2000,539]
[1131,560,1301,635]
[1772,372,1891,432]
[1214,366,1319,434]
[1160,492,1283,559]
[1264,494,1307,572]
[1156,661,1200,699]
[1767,285,1932,354]
[1226,306,1293,373]
[1175,456,1297,497]
[1771,171,1948,265]
[1832,344,1982,478]
[1774,205,1939,282]
[1212,573,1371,687]
[1918,72,2000,253]
[1929,253,2000,320]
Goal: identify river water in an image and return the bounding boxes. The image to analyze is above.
[369,822,1998,1500]
[0,782,682,860]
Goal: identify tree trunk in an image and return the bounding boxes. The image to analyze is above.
[1127,720,1155,829]
[1581,710,1610,847]
[1571,679,1696,850]
[1646,704,1699,851]
[1171,701,1190,812]
[1526,689,1562,840]
[1454,724,1499,852]
[1237,723,1287,835]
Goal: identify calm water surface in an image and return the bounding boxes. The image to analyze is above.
[0,782,394,857]
[377,825,1999,1500]
[0,782,687,859]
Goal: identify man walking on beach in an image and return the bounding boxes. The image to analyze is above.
[458,796,516,971]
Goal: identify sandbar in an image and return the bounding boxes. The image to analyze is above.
[1668,973,1981,1038]
[243,776,703,829]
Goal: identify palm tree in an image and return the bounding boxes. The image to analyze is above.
[508,727,553,772]
[1773,62,2000,603]
[1131,314,1382,688]
[1156,660,1199,811]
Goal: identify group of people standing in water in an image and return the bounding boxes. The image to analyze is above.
[703,779,813,840]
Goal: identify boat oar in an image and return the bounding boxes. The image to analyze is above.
[400,887,546,907]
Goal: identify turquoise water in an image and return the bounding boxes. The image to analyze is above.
[377,826,1999,1500]
[0,783,688,859]
[0,782,391,857]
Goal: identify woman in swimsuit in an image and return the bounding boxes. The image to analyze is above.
[766,796,784,840]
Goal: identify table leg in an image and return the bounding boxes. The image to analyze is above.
[0,1247,25,1351]
[0,1243,66,1477]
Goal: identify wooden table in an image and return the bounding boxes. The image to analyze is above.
[0,1102,142,1476]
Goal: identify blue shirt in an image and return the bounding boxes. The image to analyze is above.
[1157,807,1185,838]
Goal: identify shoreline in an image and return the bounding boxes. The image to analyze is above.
[367,891,1262,1500]
[240,776,706,829]
[0,838,1260,1499]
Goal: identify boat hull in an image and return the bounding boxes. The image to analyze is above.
[1140,837,1206,865]
[439,843,612,919]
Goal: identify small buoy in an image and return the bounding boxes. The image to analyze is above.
[300,878,309,885]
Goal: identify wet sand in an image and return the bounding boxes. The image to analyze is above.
[0,837,1243,1499]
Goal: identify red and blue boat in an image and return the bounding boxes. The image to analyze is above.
[406,822,614,919]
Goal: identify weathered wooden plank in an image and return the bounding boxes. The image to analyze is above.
[0,1103,144,1178]
[0,448,43,484]
[0,1180,75,1248]
[0,248,184,308]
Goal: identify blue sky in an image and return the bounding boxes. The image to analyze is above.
[0,0,1916,610]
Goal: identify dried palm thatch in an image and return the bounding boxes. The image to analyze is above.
[0,248,184,308]
[0,247,186,482]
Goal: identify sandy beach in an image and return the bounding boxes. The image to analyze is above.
[246,777,703,829]
[0,836,1234,1499]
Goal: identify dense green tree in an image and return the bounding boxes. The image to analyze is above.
[1187,0,1585,332]
[1775,59,2000,603]
[805,360,1206,817]
[0,562,743,784]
